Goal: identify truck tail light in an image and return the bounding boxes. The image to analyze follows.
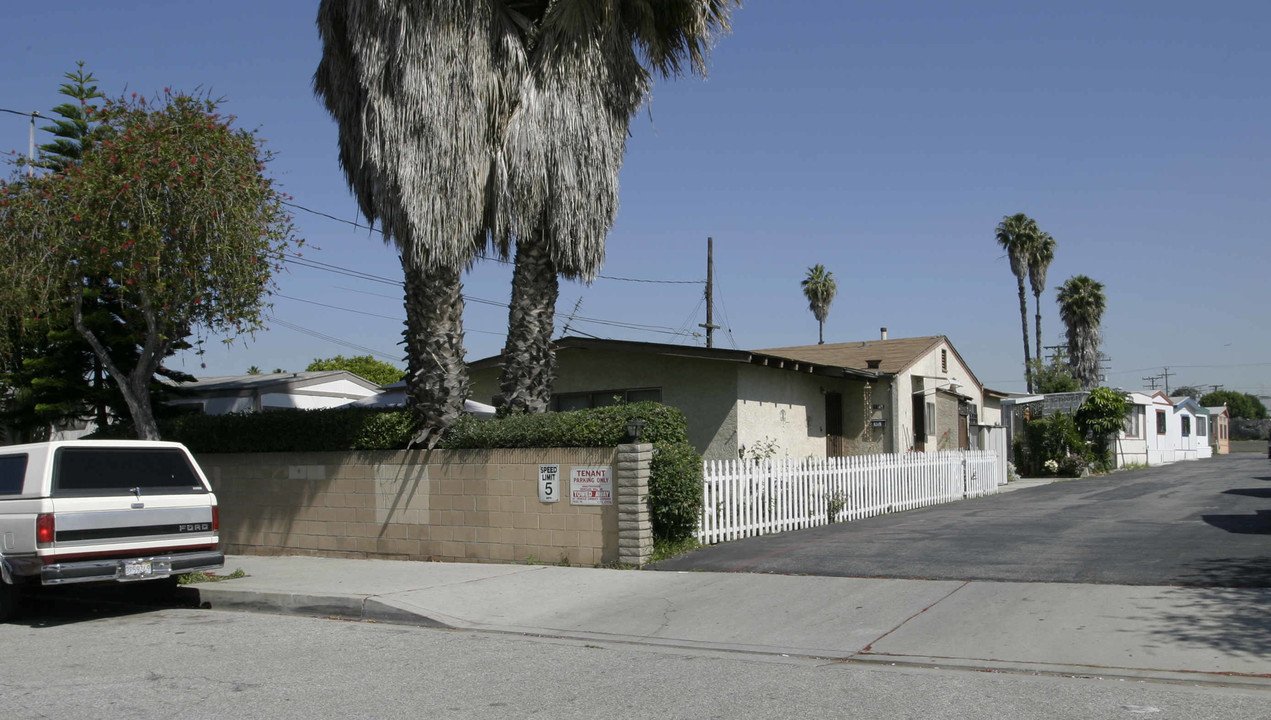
[211,505,219,531]
[36,513,55,546]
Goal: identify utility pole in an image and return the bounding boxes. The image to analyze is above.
[1207,384,1223,395]
[1161,366,1174,395]
[1142,375,1161,391]
[699,237,719,348]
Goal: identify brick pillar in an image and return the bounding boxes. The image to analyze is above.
[616,442,653,566]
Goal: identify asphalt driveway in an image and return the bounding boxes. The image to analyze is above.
[652,454,1271,587]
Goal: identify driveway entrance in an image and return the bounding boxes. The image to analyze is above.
[653,455,1271,587]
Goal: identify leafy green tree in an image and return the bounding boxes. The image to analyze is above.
[246,366,262,375]
[1200,390,1267,419]
[996,213,1040,392]
[0,91,299,439]
[307,355,404,386]
[1028,357,1081,394]
[1028,229,1056,367]
[800,264,838,345]
[1,65,192,439]
[1056,275,1107,390]
[1172,386,1203,401]
[1076,387,1128,471]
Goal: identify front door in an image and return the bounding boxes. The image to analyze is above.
[825,392,845,457]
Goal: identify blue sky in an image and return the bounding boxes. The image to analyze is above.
[2,1,1267,396]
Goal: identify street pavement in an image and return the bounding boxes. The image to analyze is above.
[16,455,1267,689]
[182,552,1271,688]
[652,454,1271,587]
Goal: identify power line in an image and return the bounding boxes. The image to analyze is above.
[283,253,697,338]
[281,200,705,285]
[265,315,399,362]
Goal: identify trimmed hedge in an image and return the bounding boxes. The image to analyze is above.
[439,402,687,449]
[160,407,416,454]
[143,401,702,543]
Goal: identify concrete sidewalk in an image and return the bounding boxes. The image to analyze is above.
[190,555,1271,688]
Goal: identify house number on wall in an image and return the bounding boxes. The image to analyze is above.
[538,464,560,503]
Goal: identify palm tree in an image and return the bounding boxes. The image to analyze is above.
[1028,229,1056,367]
[800,265,837,345]
[493,1,737,414]
[995,213,1039,392]
[314,1,508,446]
[1056,275,1106,389]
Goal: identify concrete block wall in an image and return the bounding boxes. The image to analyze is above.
[197,447,629,566]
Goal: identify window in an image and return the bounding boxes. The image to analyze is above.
[1156,410,1167,435]
[1124,407,1144,438]
[0,455,28,495]
[925,402,936,436]
[53,447,207,497]
[1197,417,1207,437]
[551,387,662,412]
[1180,416,1191,437]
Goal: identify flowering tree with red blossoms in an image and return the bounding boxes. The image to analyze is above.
[0,91,299,439]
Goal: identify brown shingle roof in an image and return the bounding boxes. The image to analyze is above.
[757,336,945,375]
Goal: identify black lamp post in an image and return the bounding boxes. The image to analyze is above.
[625,418,646,443]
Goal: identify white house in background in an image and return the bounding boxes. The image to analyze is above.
[1117,391,1179,466]
[166,371,380,415]
[1115,392,1153,467]
[349,381,497,418]
[1171,396,1212,461]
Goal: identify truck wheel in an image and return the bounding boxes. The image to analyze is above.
[0,581,20,623]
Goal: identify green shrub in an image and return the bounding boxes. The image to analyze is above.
[160,407,417,454]
[1021,413,1086,476]
[648,441,704,542]
[438,402,687,449]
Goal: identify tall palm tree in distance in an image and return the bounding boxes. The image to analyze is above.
[494,1,736,414]
[1028,229,1056,367]
[801,265,837,345]
[1056,274,1107,389]
[996,213,1039,392]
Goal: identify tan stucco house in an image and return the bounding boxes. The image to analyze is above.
[468,332,1002,462]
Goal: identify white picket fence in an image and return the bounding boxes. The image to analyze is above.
[699,450,1001,545]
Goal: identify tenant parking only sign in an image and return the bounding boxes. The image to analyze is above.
[570,466,613,506]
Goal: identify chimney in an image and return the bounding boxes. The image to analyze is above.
[880,327,888,340]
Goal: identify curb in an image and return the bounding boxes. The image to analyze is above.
[190,585,453,629]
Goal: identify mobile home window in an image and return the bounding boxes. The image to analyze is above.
[1197,417,1207,437]
[1180,416,1191,437]
[925,402,936,436]
[1156,410,1167,435]
[1124,406,1144,438]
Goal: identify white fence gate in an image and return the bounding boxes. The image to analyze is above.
[699,450,1000,545]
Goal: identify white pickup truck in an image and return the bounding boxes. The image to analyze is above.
[0,440,223,621]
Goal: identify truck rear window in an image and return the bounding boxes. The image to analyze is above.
[0,455,27,495]
[53,448,208,496]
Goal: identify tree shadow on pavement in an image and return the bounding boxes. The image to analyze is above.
[1138,558,1271,660]
[1202,509,1271,535]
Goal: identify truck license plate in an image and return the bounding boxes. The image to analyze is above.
[123,560,153,578]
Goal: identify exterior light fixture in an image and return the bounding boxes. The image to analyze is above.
[625,418,646,443]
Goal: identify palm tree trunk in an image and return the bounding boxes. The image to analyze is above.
[401,256,469,448]
[1034,292,1044,375]
[500,233,559,414]
[1016,277,1033,393]
[818,320,824,345]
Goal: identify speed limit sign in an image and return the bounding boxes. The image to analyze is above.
[538,464,560,503]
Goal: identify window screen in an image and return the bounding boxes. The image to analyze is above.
[1156,411,1167,435]
[53,447,207,497]
[0,455,28,495]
